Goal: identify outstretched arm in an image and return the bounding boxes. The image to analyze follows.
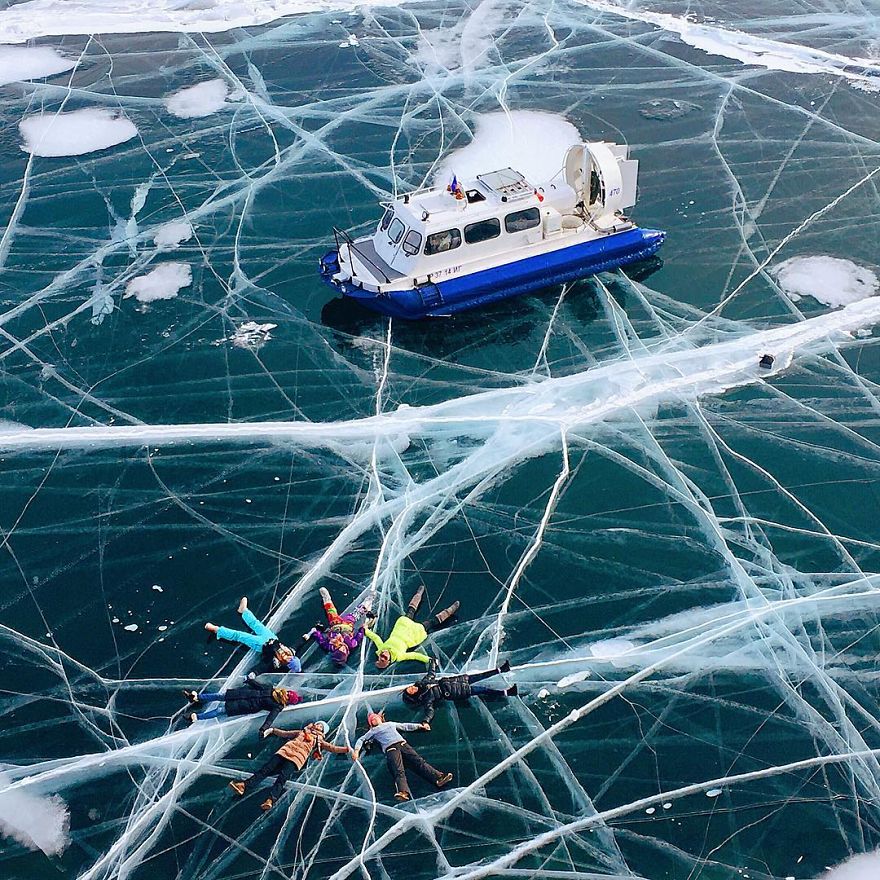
[362,628,384,650]
[400,651,431,664]
[270,728,303,740]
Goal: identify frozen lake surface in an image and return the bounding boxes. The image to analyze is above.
[2,0,880,878]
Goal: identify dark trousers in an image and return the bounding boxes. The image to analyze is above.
[243,754,298,802]
[384,741,443,796]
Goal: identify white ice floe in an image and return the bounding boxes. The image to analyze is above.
[705,788,723,797]
[820,851,880,880]
[0,45,75,86]
[435,111,582,188]
[164,79,229,119]
[19,108,137,157]
[124,263,191,304]
[771,256,878,308]
[590,639,636,662]
[153,220,194,250]
[0,773,70,856]
[123,623,138,632]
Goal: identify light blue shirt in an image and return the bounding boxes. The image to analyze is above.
[354,721,422,753]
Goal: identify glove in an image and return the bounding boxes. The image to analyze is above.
[247,671,257,681]
[314,623,326,632]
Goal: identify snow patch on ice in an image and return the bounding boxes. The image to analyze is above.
[0,773,70,856]
[0,45,75,86]
[0,0,408,42]
[820,851,880,880]
[435,111,582,187]
[19,108,137,157]
[164,79,229,119]
[125,263,191,303]
[770,256,878,308]
[0,419,32,433]
[579,0,880,91]
[706,788,723,797]
[153,221,193,250]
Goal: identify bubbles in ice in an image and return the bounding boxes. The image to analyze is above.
[124,263,192,304]
[770,256,878,308]
[19,108,137,157]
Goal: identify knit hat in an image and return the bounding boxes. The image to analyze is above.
[312,720,329,735]
[271,688,290,707]
[367,712,383,726]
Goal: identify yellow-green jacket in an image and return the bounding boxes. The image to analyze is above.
[364,616,430,664]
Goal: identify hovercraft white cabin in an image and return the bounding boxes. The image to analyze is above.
[319,141,665,319]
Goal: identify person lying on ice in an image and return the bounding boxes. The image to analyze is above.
[364,585,459,669]
[228,720,350,811]
[184,673,301,736]
[302,587,373,667]
[351,711,453,802]
[204,597,301,673]
[401,660,517,724]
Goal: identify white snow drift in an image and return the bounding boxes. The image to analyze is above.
[0,45,75,86]
[0,773,70,856]
[124,263,192,303]
[19,108,137,157]
[771,256,879,308]
[436,111,582,188]
[164,79,229,119]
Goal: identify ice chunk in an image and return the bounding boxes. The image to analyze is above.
[19,108,137,157]
[124,263,191,303]
[557,670,591,688]
[153,221,194,250]
[0,46,74,86]
[770,256,878,308]
[706,788,722,797]
[164,79,229,118]
[537,688,549,699]
[231,321,277,349]
[0,773,70,856]
[123,623,138,632]
[151,584,163,592]
[435,110,582,187]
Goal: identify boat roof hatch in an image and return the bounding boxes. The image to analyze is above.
[475,168,533,201]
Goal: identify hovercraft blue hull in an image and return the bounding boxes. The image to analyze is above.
[319,226,665,320]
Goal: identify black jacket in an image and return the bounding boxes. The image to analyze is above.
[222,679,282,733]
[410,673,473,724]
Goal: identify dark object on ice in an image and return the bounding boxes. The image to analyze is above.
[759,353,775,369]
[402,659,516,724]
[188,675,301,736]
[639,98,701,121]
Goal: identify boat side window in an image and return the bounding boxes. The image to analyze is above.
[464,217,501,244]
[387,218,405,244]
[379,206,394,231]
[425,228,462,255]
[402,229,423,256]
[504,207,541,233]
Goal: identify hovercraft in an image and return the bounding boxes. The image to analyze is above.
[319,141,665,320]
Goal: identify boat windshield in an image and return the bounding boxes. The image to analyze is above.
[387,218,405,244]
[379,206,394,231]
